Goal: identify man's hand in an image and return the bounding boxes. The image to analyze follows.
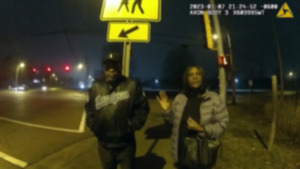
[156,90,171,111]
[187,116,204,132]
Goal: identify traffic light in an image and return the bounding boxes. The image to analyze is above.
[64,65,70,72]
[46,66,52,72]
[32,68,37,73]
[201,11,216,50]
[218,55,229,67]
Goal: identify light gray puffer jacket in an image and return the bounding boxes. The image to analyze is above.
[163,91,229,162]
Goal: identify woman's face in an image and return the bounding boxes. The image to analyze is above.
[187,67,202,89]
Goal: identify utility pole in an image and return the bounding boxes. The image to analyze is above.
[84,56,89,87]
[227,31,236,104]
[15,66,20,87]
[209,0,227,103]
[274,27,284,98]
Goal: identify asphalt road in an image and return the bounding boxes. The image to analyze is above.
[0,88,175,169]
[0,88,91,168]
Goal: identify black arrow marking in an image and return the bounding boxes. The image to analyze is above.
[119,26,139,38]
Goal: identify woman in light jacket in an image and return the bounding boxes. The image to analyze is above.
[157,66,229,169]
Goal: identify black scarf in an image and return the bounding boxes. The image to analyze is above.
[184,86,205,98]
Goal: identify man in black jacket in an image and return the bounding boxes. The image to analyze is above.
[85,53,150,169]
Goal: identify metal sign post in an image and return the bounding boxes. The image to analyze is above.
[122,42,131,77]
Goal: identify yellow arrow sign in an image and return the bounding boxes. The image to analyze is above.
[100,0,161,22]
[107,22,151,43]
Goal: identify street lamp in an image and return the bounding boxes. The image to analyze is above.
[213,34,218,40]
[15,62,25,87]
[77,63,88,88]
[77,63,84,70]
[288,71,293,77]
[235,78,239,84]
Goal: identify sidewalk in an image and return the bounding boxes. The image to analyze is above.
[26,99,175,169]
[26,130,175,169]
[26,136,101,169]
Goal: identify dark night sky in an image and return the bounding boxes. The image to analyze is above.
[0,0,299,84]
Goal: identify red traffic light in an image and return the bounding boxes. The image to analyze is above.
[64,65,70,72]
[46,66,52,72]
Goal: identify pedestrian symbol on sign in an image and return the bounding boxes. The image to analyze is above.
[118,0,129,12]
[100,0,161,22]
[117,0,144,14]
[132,0,144,14]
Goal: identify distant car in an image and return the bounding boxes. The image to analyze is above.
[10,84,29,91]
[41,85,47,91]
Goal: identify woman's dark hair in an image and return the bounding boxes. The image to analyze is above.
[182,66,207,97]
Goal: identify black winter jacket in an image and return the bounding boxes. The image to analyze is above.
[85,76,149,148]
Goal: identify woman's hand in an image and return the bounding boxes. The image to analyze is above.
[187,116,204,132]
[156,90,171,111]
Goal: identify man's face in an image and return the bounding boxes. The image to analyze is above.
[103,60,121,82]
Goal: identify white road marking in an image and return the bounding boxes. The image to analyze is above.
[0,111,87,167]
[0,151,28,168]
[0,111,86,133]
[78,111,86,132]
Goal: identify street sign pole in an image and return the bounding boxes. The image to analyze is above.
[101,0,161,77]
[122,42,131,77]
[122,42,126,76]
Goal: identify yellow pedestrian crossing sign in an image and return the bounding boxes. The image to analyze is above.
[100,0,161,22]
[107,22,150,43]
[277,2,294,18]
